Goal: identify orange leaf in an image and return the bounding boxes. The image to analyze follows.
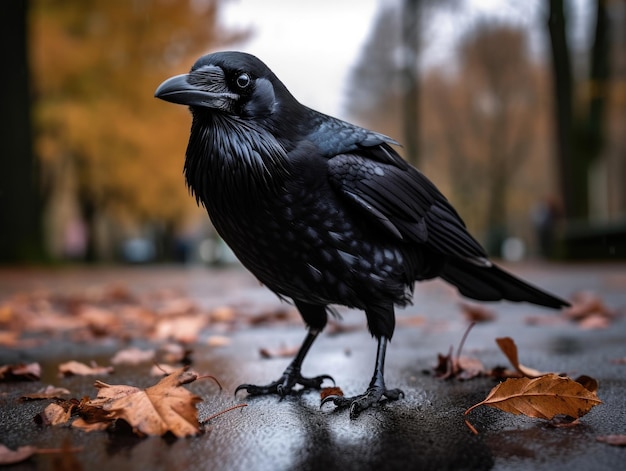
[91,367,202,437]
[495,337,547,378]
[320,387,344,400]
[464,373,602,434]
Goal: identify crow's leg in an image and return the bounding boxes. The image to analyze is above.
[321,336,404,418]
[235,327,333,397]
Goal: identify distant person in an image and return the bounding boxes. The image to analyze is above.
[532,196,562,258]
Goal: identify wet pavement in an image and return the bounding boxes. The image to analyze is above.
[1,263,625,470]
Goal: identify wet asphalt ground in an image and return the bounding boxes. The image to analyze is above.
[0,262,625,470]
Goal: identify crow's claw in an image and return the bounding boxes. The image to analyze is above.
[235,372,334,398]
[321,386,405,419]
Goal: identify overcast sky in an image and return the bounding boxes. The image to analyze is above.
[220,0,593,118]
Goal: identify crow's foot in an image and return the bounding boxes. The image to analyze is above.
[235,368,334,397]
[321,385,404,419]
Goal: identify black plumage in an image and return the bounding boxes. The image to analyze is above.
[155,51,569,418]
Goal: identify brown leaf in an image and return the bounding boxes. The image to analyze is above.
[259,345,299,359]
[71,417,111,432]
[58,361,113,377]
[37,402,76,426]
[110,347,155,365]
[432,323,483,380]
[91,367,202,437]
[0,444,37,465]
[459,302,496,323]
[156,342,192,364]
[320,387,344,400]
[575,375,599,393]
[456,356,485,380]
[20,385,71,401]
[596,435,626,447]
[0,362,41,381]
[464,373,602,434]
[564,291,615,321]
[495,337,547,378]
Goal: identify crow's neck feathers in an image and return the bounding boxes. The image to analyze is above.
[184,110,290,208]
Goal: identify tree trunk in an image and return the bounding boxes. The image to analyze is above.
[547,0,576,221]
[0,0,45,262]
[401,0,420,166]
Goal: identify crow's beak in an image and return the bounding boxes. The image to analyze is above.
[155,67,238,112]
[154,74,208,107]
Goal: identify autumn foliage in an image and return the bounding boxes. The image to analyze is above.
[29,0,249,257]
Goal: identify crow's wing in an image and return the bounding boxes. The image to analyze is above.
[327,142,489,264]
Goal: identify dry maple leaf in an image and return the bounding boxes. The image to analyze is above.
[464,373,602,434]
[58,361,113,377]
[90,367,202,437]
[0,362,41,381]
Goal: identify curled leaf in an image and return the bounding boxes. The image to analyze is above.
[465,373,602,434]
[495,337,547,378]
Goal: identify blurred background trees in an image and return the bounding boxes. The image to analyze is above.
[0,0,623,264]
[29,0,247,262]
[347,0,625,259]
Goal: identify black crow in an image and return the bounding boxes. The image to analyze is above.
[155,51,569,418]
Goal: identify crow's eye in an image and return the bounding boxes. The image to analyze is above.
[236,73,251,89]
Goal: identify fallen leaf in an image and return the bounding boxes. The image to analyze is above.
[150,363,199,377]
[154,315,206,343]
[37,402,77,426]
[432,323,483,380]
[259,345,299,359]
[91,367,202,437]
[546,416,580,428]
[0,444,37,465]
[0,362,41,381]
[495,337,547,378]
[575,375,598,393]
[564,291,615,321]
[320,387,344,400]
[110,347,155,365]
[156,342,192,364]
[207,335,231,347]
[464,373,602,434]
[58,361,113,377]
[20,385,71,401]
[578,314,611,330]
[596,435,626,446]
[459,302,496,323]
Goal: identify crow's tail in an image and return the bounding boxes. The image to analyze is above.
[440,259,569,309]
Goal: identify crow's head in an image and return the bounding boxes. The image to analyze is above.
[155,51,296,121]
